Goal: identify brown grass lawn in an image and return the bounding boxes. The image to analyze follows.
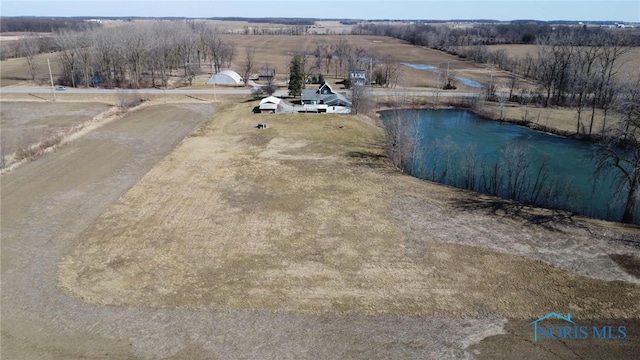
[481,101,612,135]
[0,101,111,156]
[58,101,640,321]
[0,51,64,87]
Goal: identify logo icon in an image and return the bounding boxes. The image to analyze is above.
[527,312,627,342]
[528,312,575,342]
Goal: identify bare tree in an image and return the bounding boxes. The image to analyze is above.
[595,75,640,223]
[20,34,40,81]
[177,28,196,81]
[571,36,603,134]
[373,55,401,88]
[208,34,234,74]
[519,88,534,123]
[384,111,420,171]
[507,72,518,100]
[48,20,241,90]
[350,83,372,115]
[333,39,350,77]
[242,48,255,87]
[76,31,93,87]
[496,91,509,120]
[595,36,628,133]
[123,29,147,88]
[55,30,79,87]
[313,40,328,74]
[264,75,278,96]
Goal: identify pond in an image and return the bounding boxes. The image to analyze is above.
[399,63,484,88]
[400,63,437,71]
[381,109,638,224]
[453,76,483,88]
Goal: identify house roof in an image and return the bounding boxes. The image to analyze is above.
[301,90,351,106]
[259,96,282,105]
[301,89,324,102]
[301,81,351,106]
[317,81,334,94]
[325,92,351,106]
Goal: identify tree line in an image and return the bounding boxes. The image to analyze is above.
[0,17,100,33]
[51,21,235,88]
[11,21,407,92]
[357,22,638,136]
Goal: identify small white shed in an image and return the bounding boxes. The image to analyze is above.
[259,96,282,113]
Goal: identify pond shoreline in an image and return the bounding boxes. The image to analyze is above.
[374,105,639,225]
[375,101,606,143]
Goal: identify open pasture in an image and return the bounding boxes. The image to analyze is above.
[56,102,640,320]
[0,94,638,359]
[223,34,512,90]
[0,51,64,87]
[0,101,111,159]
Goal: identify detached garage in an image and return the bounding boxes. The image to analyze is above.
[207,70,243,85]
[259,96,282,113]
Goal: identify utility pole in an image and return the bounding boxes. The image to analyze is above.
[47,58,55,101]
[211,63,217,101]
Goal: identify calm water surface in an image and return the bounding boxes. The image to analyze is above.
[382,109,636,224]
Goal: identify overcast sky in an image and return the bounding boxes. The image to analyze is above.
[1,0,639,22]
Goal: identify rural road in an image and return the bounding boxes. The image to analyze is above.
[0,86,481,98]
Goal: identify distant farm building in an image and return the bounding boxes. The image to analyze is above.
[207,70,243,85]
[258,67,276,79]
[259,96,283,113]
[349,69,367,86]
[301,81,351,113]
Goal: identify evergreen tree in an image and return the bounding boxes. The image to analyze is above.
[288,55,304,97]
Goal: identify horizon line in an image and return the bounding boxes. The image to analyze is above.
[1,15,637,24]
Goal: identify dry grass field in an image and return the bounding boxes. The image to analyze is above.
[480,101,611,134]
[0,101,111,157]
[0,97,639,358]
[57,102,640,319]
[221,35,509,90]
[0,51,64,87]
[1,102,219,359]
